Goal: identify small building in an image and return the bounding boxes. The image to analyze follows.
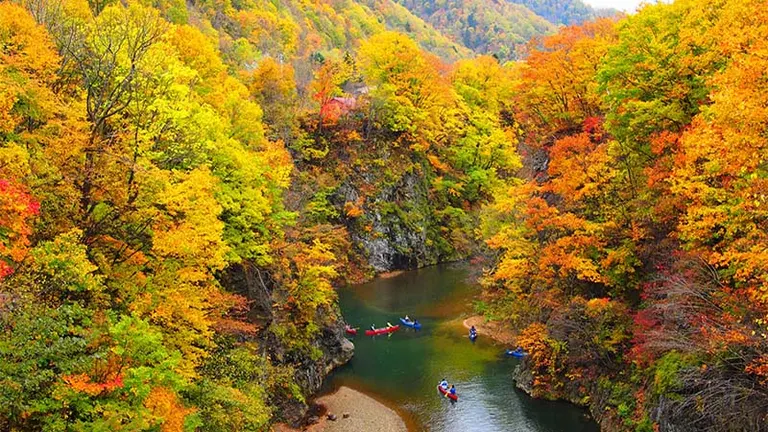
[320,97,357,123]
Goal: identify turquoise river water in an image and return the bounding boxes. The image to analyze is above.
[321,263,599,432]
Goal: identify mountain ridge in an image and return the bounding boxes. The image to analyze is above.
[392,0,556,60]
[509,0,618,26]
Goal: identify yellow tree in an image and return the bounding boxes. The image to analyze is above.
[513,18,617,144]
[131,167,230,377]
[358,31,454,149]
[672,0,768,332]
[249,57,302,143]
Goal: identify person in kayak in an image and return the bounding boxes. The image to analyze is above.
[440,379,448,389]
[413,319,420,327]
[386,321,393,328]
[404,315,410,321]
[469,326,477,338]
[371,324,376,331]
[449,385,456,396]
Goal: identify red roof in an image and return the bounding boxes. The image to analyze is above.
[320,97,357,122]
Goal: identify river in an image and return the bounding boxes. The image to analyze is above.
[322,263,599,432]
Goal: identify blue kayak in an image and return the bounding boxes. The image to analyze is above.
[506,348,528,358]
[400,317,422,329]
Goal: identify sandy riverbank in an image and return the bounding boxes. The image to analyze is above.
[273,386,407,432]
[463,315,516,346]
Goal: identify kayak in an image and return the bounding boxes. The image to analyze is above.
[345,326,357,336]
[506,348,528,358]
[437,384,458,401]
[364,325,400,336]
[400,317,422,330]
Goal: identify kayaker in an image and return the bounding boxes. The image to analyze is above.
[449,385,456,396]
[371,324,376,331]
[386,321,393,328]
[440,379,448,389]
[414,319,420,327]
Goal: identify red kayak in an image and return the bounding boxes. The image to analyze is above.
[345,326,357,336]
[437,385,458,401]
[364,325,400,336]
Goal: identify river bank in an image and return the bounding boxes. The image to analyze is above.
[462,315,605,430]
[325,264,598,431]
[462,315,516,346]
[273,386,407,432]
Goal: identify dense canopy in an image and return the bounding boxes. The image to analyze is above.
[0,0,766,430]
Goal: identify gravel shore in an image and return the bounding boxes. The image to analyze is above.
[463,315,516,345]
[274,386,407,432]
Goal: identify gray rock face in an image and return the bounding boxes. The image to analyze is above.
[512,361,535,395]
[338,171,441,272]
[289,323,354,390]
[329,337,355,373]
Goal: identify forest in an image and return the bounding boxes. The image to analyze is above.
[0,0,766,431]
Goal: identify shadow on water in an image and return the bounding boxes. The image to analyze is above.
[321,263,599,432]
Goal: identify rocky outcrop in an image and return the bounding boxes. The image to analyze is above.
[512,358,684,432]
[293,324,355,393]
[337,171,444,272]
[220,262,355,425]
[271,322,355,425]
[513,359,612,429]
[512,361,535,395]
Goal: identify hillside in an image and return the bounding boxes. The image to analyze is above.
[510,0,617,25]
[186,0,470,64]
[394,0,556,60]
[481,1,768,430]
[3,0,767,431]
[0,0,518,429]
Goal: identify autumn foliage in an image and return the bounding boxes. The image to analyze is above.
[481,1,768,430]
[2,0,767,430]
[0,1,293,429]
[0,179,39,278]
[0,0,525,427]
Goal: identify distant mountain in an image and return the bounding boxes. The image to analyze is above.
[362,0,474,60]
[187,0,470,61]
[393,0,557,60]
[186,0,614,66]
[510,0,618,26]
